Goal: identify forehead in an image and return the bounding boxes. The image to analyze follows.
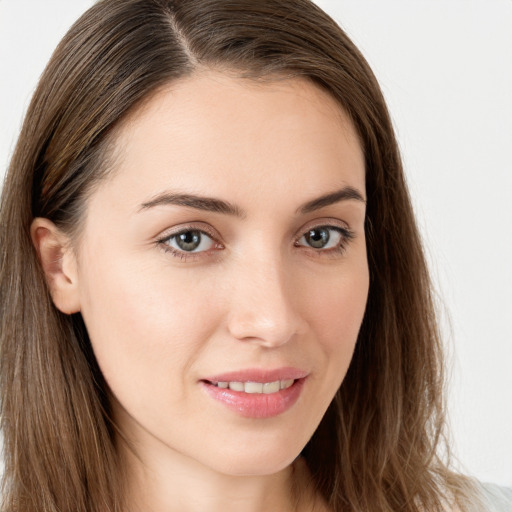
[91,71,365,216]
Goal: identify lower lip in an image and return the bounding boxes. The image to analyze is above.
[201,379,305,419]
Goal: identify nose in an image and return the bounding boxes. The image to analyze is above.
[225,252,305,348]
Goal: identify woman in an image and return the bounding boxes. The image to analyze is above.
[0,0,509,511]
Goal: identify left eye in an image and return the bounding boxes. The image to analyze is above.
[163,230,215,253]
[296,226,346,250]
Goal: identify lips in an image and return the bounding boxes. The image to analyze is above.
[200,367,308,418]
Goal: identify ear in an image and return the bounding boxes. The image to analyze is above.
[30,218,81,314]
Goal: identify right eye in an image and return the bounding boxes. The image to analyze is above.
[158,229,220,260]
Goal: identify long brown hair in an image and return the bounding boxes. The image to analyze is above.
[0,0,476,510]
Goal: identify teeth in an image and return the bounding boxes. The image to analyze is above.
[280,379,294,390]
[263,381,280,394]
[214,379,296,394]
[244,382,263,394]
[228,382,244,392]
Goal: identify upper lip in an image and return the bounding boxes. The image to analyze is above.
[202,367,308,384]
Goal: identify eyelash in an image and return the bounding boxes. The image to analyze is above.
[156,224,355,262]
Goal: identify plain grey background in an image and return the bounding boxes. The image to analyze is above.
[1,0,511,486]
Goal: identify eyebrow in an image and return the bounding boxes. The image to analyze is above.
[297,186,366,214]
[138,186,366,217]
[139,192,246,217]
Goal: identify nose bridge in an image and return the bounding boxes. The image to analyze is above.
[226,245,302,346]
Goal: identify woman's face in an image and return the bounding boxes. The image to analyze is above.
[73,71,368,476]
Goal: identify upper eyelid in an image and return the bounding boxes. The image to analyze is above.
[157,223,220,242]
[295,218,352,239]
[299,218,350,230]
[156,218,353,244]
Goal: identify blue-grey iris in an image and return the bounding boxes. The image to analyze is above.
[176,231,202,251]
[306,228,330,248]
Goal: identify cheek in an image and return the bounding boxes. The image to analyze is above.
[301,258,369,392]
[77,252,220,408]
[306,263,369,346]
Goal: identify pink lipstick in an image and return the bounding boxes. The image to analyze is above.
[200,367,307,419]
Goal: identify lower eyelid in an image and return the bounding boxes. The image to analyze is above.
[158,241,221,262]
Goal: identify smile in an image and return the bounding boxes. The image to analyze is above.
[210,379,295,394]
[200,368,307,418]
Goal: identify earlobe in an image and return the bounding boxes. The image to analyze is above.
[30,218,81,314]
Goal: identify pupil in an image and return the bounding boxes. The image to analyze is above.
[176,231,201,251]
[307,228,329,248]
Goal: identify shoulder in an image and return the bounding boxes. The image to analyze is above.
[442,479,512,512]
[450,481,512,512]
[475,482,512,512]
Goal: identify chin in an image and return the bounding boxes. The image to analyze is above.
[199,438,305,477]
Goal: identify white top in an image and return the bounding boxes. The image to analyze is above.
[475,482,512,512]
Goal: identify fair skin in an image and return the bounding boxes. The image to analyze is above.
[32,71,368,512]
